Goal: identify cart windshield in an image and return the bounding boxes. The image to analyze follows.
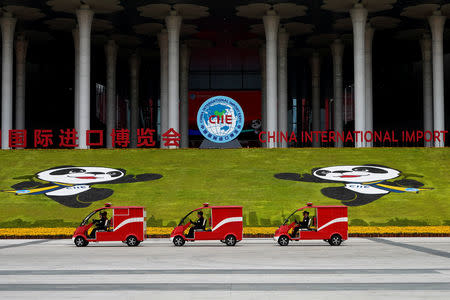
[80,209,104,226]
[178,210,196,226]
[282,208,317,228]
[283,209,301,225]
[178,208,212,227]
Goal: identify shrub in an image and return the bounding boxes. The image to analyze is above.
[350,219,369,226]
[370,218,429,226]
[248,211,259,226]
[165,221,177,227]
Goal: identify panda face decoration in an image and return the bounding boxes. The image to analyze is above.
[37,167,125,185]
[5,166,162,208]
[275,164,432,206]
[312,165,400,183]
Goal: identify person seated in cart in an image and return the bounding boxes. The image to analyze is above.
[187,211,205,238]
[89,211,109,238]
[290,211,310,238]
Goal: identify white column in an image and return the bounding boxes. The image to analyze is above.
[158,30,168,148]
[130,53,141,148]
[263,10,279,148]
[72,27,80,134]
[259,44,267,147]
[420,34,433,147]
[104,40,118,148]
[1,13,16,149]
[331,39,344,147]
[310,52,321,148]
[180,43,190,148]
[365,24,374,147]
[350,3,367,148]
[15,33,28,131]
[76,5,94,149]
[165,11,182,149]
[428,11,446,147]
[277,28,289,148]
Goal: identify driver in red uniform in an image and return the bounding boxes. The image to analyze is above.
[290,211,310,238]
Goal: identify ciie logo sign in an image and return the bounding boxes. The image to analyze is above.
[197,96,244,143]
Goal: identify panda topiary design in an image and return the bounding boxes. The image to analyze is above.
[4,166,162,208]
[275,164,433,206]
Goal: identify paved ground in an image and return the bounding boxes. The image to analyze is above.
[0,238,449,299]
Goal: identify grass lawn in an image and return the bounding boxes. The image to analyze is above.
[0,148,448,227]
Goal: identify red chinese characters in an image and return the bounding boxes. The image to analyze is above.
[34,129,53,148]
[111,129,130,148]
[137,128,156,147]
[162,128,181,147]
[59,129,79,148]
[9,130,27,148]
[86,130,104,147]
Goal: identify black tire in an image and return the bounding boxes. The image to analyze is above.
[173,235,185,247]
[126,235,139,247]
[225,235,237,246]
[329,234,342,246]
[74,236,87,247]
[278,235,290,246]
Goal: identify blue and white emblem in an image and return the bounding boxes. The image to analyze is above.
[196,96,244,143]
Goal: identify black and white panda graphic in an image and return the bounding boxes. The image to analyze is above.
[4,166,162,208]
[275,165,432,206]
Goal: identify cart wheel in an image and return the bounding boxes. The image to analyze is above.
[329,234,342,246]
[126,235,139,247]
[74,236,87,247]
[225,235,237,246]
[173,235,185,247]
[278,235,290,246]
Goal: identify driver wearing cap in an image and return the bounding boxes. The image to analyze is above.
[187,211,205,238]
[90,211,108,238]
[290,211,310,238]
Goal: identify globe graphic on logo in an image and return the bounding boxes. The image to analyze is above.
[202,103,236,136]
[197,96,244,143]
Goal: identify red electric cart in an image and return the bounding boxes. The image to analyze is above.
[274,203,348,246]
[170,203,243,246]
[72,203,146,247]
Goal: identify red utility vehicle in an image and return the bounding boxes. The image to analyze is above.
[274,203,348,246]
[72,203,146,247]
[170,203,243,246]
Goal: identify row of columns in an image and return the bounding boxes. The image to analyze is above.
[0,6,447,149]
[72,5,144,149]
[1,13,29,149]
[348,4,446,148]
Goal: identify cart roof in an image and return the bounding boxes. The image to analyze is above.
[95,206,145,210]
[193,205,243,210]
[297,205,347,210]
